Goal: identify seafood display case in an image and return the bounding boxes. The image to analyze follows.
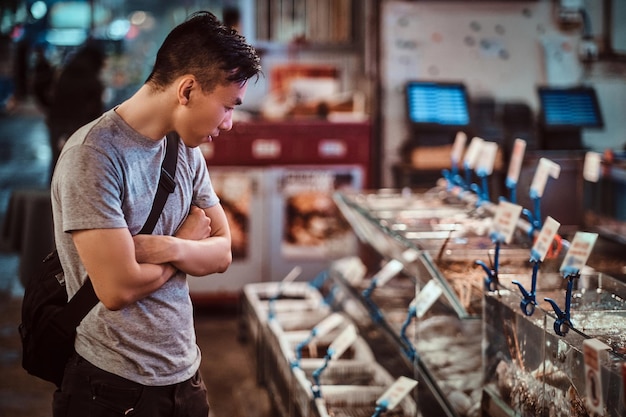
[331,185,626,417]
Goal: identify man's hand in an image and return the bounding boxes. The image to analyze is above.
[175,206,212,240]
[133,206,212,264]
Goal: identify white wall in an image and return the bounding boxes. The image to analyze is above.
[380,0,626,187]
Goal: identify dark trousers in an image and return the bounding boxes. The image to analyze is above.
[53,353,210,417]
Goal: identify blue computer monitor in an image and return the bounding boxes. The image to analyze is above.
[538,86,603,130]
[406,81,470,129]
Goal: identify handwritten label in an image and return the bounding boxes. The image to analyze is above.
[376,376,418,411]
[583,338,610,414]
[463,137,484,170]
[475,141,499,176]
[531,216,560,262]
[414,279,443,318]
[560,232,598,276]
[530,158,561,198]
[451,131,467,167]
[490,200,523,244]
[583,152,602,183]
[507,138,527,185]
[328,324,357,360]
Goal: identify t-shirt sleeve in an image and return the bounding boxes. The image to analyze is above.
[190,147,219,209]
[56,144,127,233]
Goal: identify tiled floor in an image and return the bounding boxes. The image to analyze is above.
[0,100,274,417]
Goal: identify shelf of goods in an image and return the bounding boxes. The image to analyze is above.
[330,184,626,417]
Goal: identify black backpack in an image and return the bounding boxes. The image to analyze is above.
[18,133,179,387]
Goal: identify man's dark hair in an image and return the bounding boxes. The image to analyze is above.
[145,11,261,92]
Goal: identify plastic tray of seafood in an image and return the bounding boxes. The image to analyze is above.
[483,269,626,417]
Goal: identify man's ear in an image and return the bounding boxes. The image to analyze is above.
[178,77,195,105]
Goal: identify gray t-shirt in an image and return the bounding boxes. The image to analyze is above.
[51,108,219,386]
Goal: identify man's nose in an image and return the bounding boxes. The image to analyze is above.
[219,113,233,131]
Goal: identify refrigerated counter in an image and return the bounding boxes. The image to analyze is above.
[330,185,626,417]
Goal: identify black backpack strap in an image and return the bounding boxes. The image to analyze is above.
[139,132,179,235]
[63,132,180,321]
[56,277,99,332]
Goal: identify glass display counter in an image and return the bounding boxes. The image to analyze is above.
[331,186,626,417]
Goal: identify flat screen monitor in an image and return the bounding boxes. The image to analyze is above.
[406,81,470,129]
[538,86,604,130]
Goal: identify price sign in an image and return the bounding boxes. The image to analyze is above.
[313,313,344,338]
[583,338,610,414]
[414,279,443,318]
[531,216,560,262]
[451,131,467,167]
[375,249,419,287]
[507,138,527,185]
[583,152,602,183]
[530,158,561,198]
[560,232,598,276]
[463,137,484,170]
[376,376,418,411]
[475,141,499,176]
[490,200,523,244]
[328,324,357,360]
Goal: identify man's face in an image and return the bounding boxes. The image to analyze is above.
[177,80,248,148]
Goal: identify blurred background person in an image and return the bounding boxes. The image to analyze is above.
[46,41,106,180]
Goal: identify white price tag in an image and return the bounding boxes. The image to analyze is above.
[531,216,560,262]
[328,324,357,360]
[583,152,602,183]
[414,279,443,318]
[583,338,610,414]
[560,232,598,275]
[490,201,523,244]
[376,376,418,411]
[450,131,467,167]
[475,141,499,176]
[373,259,404,287]
[375,249,418,287]
[463,137,484,169]
[530,158,561,198]
[313,313,344,338]
[506,138,527,185]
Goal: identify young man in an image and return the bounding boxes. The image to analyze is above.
[50,11,261,417]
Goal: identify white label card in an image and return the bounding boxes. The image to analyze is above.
[376,376,418,411]
[313,313,344,338]
[583,152,602,183]
[507,138,527,184]
[560,232,598,275]
[376,249,418,287]
[490,201,523,244]
[450,131,467,166]
[530,158,561,197]
[414,279,443,318]
[463,137,484,169]
[475,141,499,176]
[374,259,404,287]
[583,338,610,414]
[328,324,357,360]
[531,216,560,262]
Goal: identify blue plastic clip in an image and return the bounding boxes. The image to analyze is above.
[311,349,333,399]
[522,189,542,238]
[399,304,417,362]
[477,232,502,291]
[544,270,579,336]
[512,250,542,316]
